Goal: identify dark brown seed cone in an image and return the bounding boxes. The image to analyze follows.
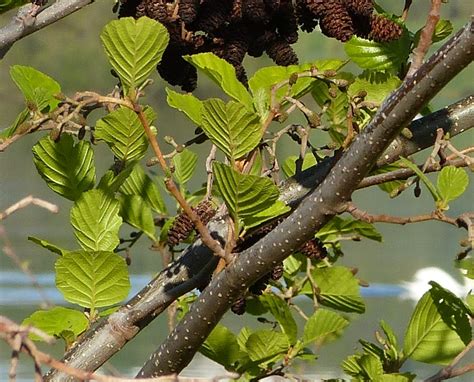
[118,0,142,17]
[305,0,326,17]
[179,0,200,25]
[352,13,372,39]
[247,28,276,57]
[234,63,249,86]
[295,0,319,33]
[235,217,284,252]
[344,0,374,17]
[144,0,169,22]
[167,209,194,247]
[231,0,243,21]
[299,238,328,260]
[273,0,299,44]
[192,0,231,34]
[249,273,271,295]
[243,0,270,24]
[266,38,299,66]
[271,263,284,280]
[368,14,403,42]
[157,45,198,92]
[167,200,216,246]
[319,0,354,42]
[231,297,247,315]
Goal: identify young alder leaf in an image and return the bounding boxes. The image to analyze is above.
[119,164,166,214]
[70,189,122,251]
[312,79,350,127]
[403,283,472,365]
[32,135,95,201]
[55,251,130,309]
[23,307,87,344]
[172,149,198,185]
[302,266,365,313]
[202,99,262,161]
[166,88,203,126]
[432,19,454,42]
[370,163,405,195]
[0,108,29,140]
[342,354,364,377]
[28,236,68,256]
[184,53,253,110]
[436,166,469,209]
[259,294,298,345]
[380,320,399,349]
[456,258,474,280]
[398,157,441,202]
[360,354,384,380]
[97,161,137,194]
[378,374,416,382]
[213,162,279,227]
[101,17,169,95]
[281,153,318,178]
[119,195,156,240]
[348,71,401,104]
[10,65,61,112]
[245,330,289,363]
[317,216,382,243]
[95,106,156,162]
[303,309,349,346]
[200,324,243,370]
[344,31,411,71]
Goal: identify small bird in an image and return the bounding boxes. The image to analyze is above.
[400,266,473,302]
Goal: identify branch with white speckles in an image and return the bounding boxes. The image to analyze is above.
[0,0,95,59]
[44,23,474,382]
[137,20,474,377]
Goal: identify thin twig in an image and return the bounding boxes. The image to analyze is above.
[402,0,413,21]
[345,202,459,227]
[0,195,59,221]
[407,0,443,77]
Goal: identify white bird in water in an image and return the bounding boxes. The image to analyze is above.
[400,267,473,302]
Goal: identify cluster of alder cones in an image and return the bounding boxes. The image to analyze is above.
[118,0,403,91]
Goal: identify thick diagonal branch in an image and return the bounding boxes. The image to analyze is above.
[137,20,474,377]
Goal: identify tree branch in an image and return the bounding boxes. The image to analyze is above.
[0,0,95,59]
[137,20,474,377]
[45,23,474,381]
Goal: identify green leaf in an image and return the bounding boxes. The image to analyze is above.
[202,99,262,161]
[398,157,441,202]
[23,307,88,344]
[184,53,253,109]
[119,164,166,214]
[281,154,318,178]
[456,258,474,280]
[403,283,472,365]
[101,17,169,95]
[317,216,382,243]
[245,330,289,363]
[360,354,384,380]
[342,354,364,377]
[344,31,411,71]
[437,166,469,209]
[303,266,365,313]
[95,106,155,162]
[119,195,156,240]
[10,65,61,111]
[260,294,298,344]
[348,71,401,104]
[28,237,68,256]
[97,161,138,194]
[213,162,279,229]
[303,309,349,345]
[241,200,290,230]
[312,79,350,127]
[32,135,95,201]
[70,189,122,251]
[166,88,203,126]
[283,255,304,276]
[0,109,29,140]
[380,320,398,349]
[200,324,243,370]
[55,251,130,309]
[432,19,453,42]
[172,149,197,185]
[370,163,405,195]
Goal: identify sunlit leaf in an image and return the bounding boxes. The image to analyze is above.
[23,307,88,344]
[70,189,122,251]
[172,149,198,185]
[303,309,349,345]
[245,330,289,363]
[184,53,253,109]
[281,154,318,178]
[399,157,441,202]
[202,99,261,161]
[317,216,382,242]
[10,65,61,111]
[32,135,95,201]
[437,166,469,209]
[200,324,243,370]
[260,294,297,344]
[95,106,155,162]
[55,251,130,309]
[348,71,401,104]
[119,195,156,240]
[166,88,203,126]
[101,17,169,95]
[403,283,471,365]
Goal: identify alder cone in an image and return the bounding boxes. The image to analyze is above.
[242,0,270,24]
[266,38,299,65]
[178,0,200,25]
[299,238,328,260]
[231,297,247,315]
[369,14,403,42]
[295,0,319,33]
[319,0,354,42]
[344,0,374,17]
[271,263,284,280]
[249,273,271,295]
